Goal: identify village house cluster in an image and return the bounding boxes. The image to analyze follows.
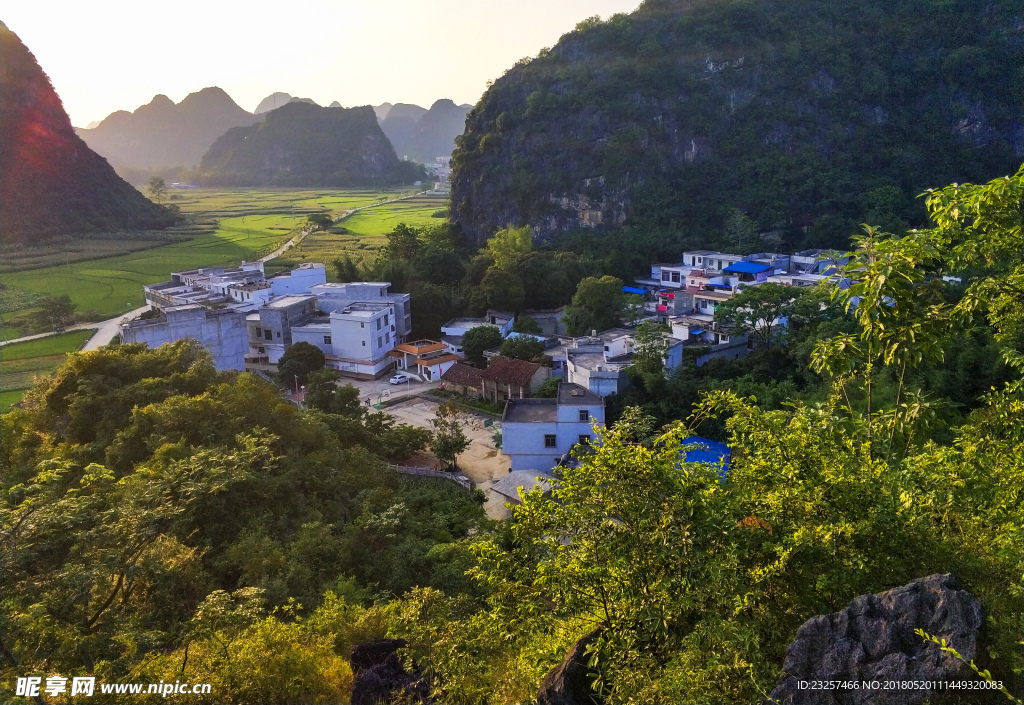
[119,246,842,499]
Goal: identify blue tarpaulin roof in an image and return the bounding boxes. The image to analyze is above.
[689,328,704,335]
[622,286,646,295]
[724,261,772,274]
[681,436,731,476]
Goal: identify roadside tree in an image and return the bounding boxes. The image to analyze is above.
[148,176,167,204]
[278,341,326,388]
[430,400,471,470]
[462,325,503,364]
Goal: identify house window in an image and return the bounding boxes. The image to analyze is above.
[377,336,382,347]
[276,332,281,338]
[362,341,366,347]
[661,271,671,281]
[360,322,365,328]
[385,332,390,344]
[256,327,262,336]
[544,434,557,448]
[264,330,273,341]
[376,318,382,330]
[578,434,590,445]
[324,336,332,344]
[258,346,265,354]
[671,272,680,283]
[384,314,389,325]
[579,409,590,422]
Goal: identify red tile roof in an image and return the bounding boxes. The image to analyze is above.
[480,356,543,388]
[441,362,484,387]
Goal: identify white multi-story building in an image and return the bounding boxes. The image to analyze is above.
[310,282,412,341]
[291,301,398,378]
[501,383,605,472]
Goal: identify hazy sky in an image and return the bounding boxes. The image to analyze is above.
[6,1,642,127]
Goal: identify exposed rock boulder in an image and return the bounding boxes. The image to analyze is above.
[769,573,984,705]
[349,638,431,705]
[536,628,603,705]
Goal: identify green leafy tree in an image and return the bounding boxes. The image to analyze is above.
[724,208,757,252]
[383,222,422,262]
[623,293,646,326]
[713,282,801,348]
[630,321,670,393]
[461,325,503,364]
[305,370,363,416]
[277,341,326,388]
[331,254,361,282]
[147,176,167,204]
[476,268,525,313]
[533,377,560,398]
[485,224,533,271]
[512,315,542,334]
[569,275,625,333]
[613,405,658,445]
[429,400,471,470]
[561,305,593,337]
[499,336,545,361]
[36,293,75,330]
[306,211,333,231]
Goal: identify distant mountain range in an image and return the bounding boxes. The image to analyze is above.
[0,23,173,243]
[199,102,426,187]
[73,86,472,184]
[76,88,260,171]
[379,99,472,163]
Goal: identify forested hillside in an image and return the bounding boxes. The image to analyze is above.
[451,0,1022,253]
[0,23,174,243]
[199,102,426,187]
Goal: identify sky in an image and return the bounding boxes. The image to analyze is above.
[5,0,642,127]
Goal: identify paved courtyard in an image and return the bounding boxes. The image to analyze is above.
[384,396,513,519]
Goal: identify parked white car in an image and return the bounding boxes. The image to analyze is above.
[389,373,409,385]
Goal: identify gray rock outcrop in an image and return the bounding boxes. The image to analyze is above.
[349,638,431,705]
[536,628,603,705]
[769,573,983,705]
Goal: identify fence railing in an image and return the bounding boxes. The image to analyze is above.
[386,463,474,491]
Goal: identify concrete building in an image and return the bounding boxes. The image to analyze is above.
[120,305,248,371]
[562,328,683,397]
[310,282,412,341]
[267,262,327,295]
[668,316,749,366]
[389,340,461,381]
[501,383,605,472]
[246,295,319,364]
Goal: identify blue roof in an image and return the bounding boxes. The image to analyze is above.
[724,261,772,274]
[681,436,731,476]
[689,328,703,335]
[622,286,646,295]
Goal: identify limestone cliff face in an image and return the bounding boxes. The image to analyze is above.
[450,0,1022,246]
[199,102,425,187]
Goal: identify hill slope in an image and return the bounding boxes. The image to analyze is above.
[0,23,173,243]
[199,102,425,187]
[254,92,320,114]
[76,87,260,170]
[450,0,1022,248]
[379,100,471,162]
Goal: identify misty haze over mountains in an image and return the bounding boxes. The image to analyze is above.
[75,89,470,183]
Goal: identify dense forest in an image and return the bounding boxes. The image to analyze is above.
[2,160,1021,702]
[450,0,1022,257]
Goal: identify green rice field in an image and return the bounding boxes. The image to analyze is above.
[272,193,448,276]
[2,188,442,319]
[1,330,93,412]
